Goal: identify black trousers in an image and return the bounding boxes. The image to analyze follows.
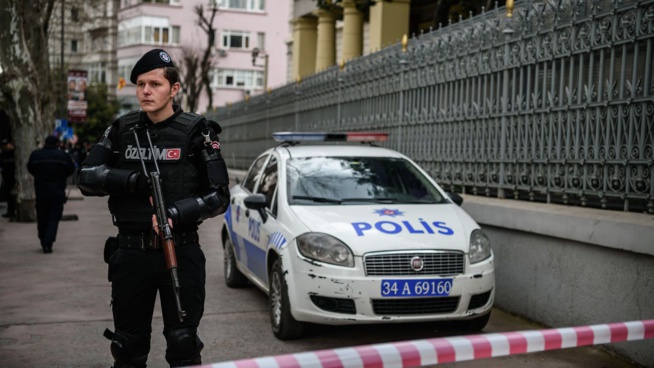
[35,194,65,248]
[108,243,206,365]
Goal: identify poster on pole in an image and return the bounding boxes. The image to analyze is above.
[67,70,88,123]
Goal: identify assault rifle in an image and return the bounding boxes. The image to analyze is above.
[132,127,186,322]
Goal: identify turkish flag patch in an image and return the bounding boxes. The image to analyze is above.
[211,141,220,150]
[165,148,181,160]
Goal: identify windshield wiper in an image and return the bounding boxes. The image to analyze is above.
[340,197,398,204]
[402,199,441,204]
[292,195,342,204]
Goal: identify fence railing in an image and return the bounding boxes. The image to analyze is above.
[208,0,654,214]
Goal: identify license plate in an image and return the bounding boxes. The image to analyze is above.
[381,279,453,297]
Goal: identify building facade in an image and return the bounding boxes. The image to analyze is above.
[288,0,501,81]
[48,0,120,116]
[115,0,291,114]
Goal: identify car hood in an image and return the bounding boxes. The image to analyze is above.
[289,204,476,255]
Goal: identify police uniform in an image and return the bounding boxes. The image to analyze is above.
[78,49,230,368]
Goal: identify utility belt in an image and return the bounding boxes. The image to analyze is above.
[117,231,199,251]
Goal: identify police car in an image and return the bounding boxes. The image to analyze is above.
[222,132,494,340]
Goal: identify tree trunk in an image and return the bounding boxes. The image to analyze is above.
[0,0,57,222]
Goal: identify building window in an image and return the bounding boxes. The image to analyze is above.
[118,27,142,46]
[119,24,180,47]
[71,7,79,22]
[87,62,107,84]
[221,0,264,12]
[71,40,78,53]
[118,57,140,83]
[222,30,250,49]
[257,32,265,51]
[213,69,264,89]
[172,26,180,44]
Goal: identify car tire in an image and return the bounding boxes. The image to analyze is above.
[269,259,305,340]
[456,311,491,332]
[224,238,248,288]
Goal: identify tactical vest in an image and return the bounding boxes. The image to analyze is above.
[108,110,204,228]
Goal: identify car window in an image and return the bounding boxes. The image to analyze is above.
[256,156,278,209]
[242,155,268,193]
[286,156,447,205]
[270,186,278,217]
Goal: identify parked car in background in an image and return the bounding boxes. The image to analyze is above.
[221,132,494,340]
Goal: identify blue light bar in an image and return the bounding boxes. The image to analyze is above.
[273,132,388,143]
[272,132,332,142]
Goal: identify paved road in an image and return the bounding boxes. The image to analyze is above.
[0,186,639,368]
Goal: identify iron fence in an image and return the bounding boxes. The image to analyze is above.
[208,0,654,213]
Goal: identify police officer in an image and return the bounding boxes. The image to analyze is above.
[78,49,230,368]
[27,135,76,253]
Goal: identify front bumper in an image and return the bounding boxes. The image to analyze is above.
[284,248,495,325]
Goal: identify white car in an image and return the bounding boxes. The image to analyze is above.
[221,132,494,340]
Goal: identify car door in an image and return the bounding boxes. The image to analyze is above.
[246,155,280,284]
[229,154,270,278]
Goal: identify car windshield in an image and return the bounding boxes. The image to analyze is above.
[286,156,448,205]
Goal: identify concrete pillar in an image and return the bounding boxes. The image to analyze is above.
[314,9,336,71]
[291,17,318,79]
[341,0,363,61]
[369,0,410,51]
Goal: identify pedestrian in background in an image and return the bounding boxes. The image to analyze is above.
[77,48,230,367]
[27,135,76,253]
[1,138,17,219]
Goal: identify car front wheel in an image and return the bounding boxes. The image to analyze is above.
[269,259,304,340]
[224,237,248,288]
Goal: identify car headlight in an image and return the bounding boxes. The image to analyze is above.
[296,233,354,267]
[469,229,491,264]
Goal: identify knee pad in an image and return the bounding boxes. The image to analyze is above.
[165,328,204,366]
[109,329,150,367]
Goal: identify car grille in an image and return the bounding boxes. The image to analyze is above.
[371,296,460,315]
[364,251,465,276]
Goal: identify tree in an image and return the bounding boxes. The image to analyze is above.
[178,47,206,114]
[178,4,218,114]
[0,0,58,222]
[76,84,120,144]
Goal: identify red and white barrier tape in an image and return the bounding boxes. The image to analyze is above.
[198,320,654,368]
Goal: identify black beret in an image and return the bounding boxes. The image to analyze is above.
[130,49,175,84]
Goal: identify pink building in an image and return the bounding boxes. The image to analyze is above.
[116,0,290,114]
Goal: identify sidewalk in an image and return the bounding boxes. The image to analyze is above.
[0,185,643,368]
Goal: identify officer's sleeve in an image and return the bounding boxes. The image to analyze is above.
[166,120,230,226]
[77,121,147,197]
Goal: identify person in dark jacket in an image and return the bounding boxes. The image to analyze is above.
[27,135,76,253]
[77,48,230,368]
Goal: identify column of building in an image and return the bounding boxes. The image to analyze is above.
[291,0,411,78]
[291,17,318,80]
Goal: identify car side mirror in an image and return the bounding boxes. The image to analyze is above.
[446,191,463,206]
[244,193,268,222]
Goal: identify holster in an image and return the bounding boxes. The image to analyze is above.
[104,236,119,263]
